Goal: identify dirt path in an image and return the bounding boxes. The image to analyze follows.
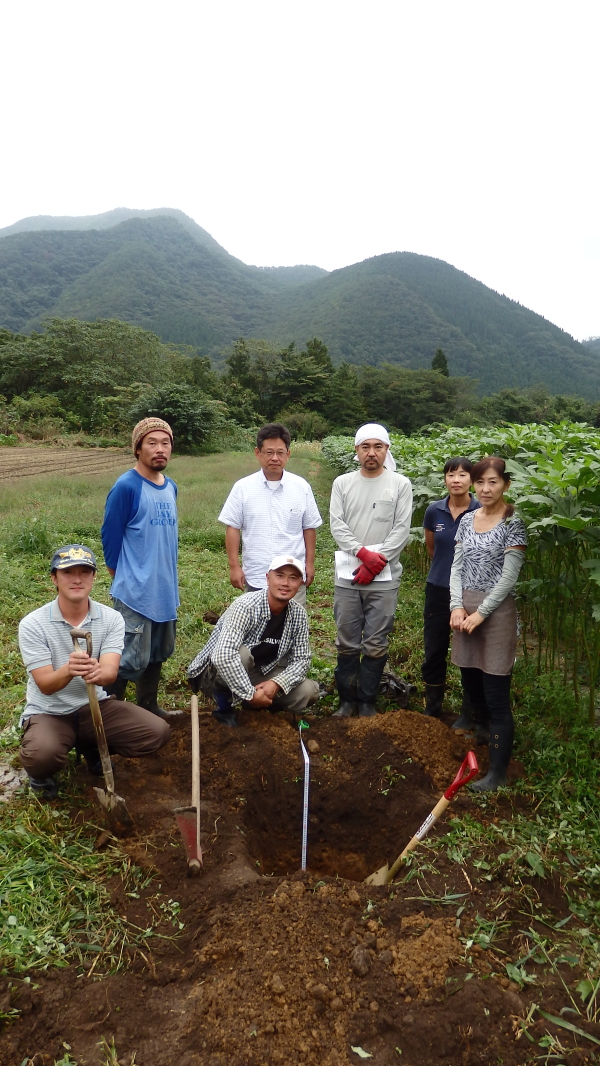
[0,446,131,481]
[1,707,593,1066]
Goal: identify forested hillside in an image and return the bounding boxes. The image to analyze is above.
[2,321,599,452]
[258,253,598,395]
[0,210,597,396]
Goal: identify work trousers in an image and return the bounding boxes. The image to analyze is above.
[334,585,398,657]
[421,582,451,685]
[112,598,176,682]
[20,698,171,780]
[216,649,319,712]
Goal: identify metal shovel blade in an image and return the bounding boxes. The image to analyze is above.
[93,786,134,836]
[365,863,391,886]
[175,806,202,875]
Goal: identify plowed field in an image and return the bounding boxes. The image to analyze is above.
[0,446,131,482]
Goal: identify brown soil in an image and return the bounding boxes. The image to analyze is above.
[0,709,595,1066]
[0,446,131,482]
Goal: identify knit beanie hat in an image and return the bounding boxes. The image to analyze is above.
[132,418,174,456]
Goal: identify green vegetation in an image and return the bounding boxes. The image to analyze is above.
[0,319,252,451]
[3,318,600,452]
[0,803,146,974]
[214,337,600,437]
[0,211,595,396]
[324,421,600,720]
[431,347,449,376]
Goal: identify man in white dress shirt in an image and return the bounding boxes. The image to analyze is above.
[219,423,322,607]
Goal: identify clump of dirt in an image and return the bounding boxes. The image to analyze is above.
[345,709,481,789]
[390,913,461,1000]
[0,707,589,1066]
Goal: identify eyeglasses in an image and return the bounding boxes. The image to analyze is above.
[263,450,288,458]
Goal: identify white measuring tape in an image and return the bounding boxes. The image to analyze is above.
[299,724,310,871]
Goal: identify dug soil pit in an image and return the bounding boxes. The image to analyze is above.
[1,709,590,1066]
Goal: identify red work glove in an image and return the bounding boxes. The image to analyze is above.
[356,547,388,576]
[352,563,375,585]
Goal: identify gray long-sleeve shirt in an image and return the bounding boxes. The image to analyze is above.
[330,469,413,589]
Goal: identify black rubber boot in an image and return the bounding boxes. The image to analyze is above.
[28,775,58,800]
[423,683,445,718]
[471,719,514,792]
[468,702,490,745]
[452,691,473,731]
[333,700,357,718]
[212,688,239,728]
[357,654,388,717]
[81,747,114,777]
[334,653,360,716]
[135,662,170,720]
[104,676,128,701]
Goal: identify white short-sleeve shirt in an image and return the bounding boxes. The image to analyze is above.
[218,469,322,588]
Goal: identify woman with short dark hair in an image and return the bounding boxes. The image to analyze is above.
[421,458,480,718]
[450,457,527,791]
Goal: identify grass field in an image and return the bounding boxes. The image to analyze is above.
[0,444,439,725]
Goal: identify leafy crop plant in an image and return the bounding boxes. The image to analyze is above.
[323,421,600,722]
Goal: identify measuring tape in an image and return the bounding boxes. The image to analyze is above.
[299,721,310,871]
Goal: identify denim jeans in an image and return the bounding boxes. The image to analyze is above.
[112,598,176,681]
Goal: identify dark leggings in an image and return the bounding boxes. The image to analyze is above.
[421,583,451,685]
[460,667,514,762]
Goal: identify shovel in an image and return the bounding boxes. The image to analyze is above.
[174,692,202,875]
[70,628,133,835]
[365,751,479,886]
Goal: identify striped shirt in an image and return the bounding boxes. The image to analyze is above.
[218,469,322,588]
[18,598,125,721]
[188,590,311,703]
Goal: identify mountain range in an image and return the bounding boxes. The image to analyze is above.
[0,208,597,396]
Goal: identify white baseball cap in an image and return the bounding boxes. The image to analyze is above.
[268,555,305,578]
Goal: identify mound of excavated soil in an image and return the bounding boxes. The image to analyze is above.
[1,707,589,1066]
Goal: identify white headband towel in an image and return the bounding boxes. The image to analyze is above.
[353,423,397,471]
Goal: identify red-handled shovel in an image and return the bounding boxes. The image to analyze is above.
[365,751,479,885]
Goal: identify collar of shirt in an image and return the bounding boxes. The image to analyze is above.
[48,597,100,623]
[261,470,285,491]
[439,494,479,515]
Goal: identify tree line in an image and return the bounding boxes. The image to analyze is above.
[1,319,599,452]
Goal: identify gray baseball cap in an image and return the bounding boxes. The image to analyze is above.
[50,544,98,572]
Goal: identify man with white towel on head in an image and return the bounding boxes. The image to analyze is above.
[329,424,413,717]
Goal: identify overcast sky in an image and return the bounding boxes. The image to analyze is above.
[1,0,598,340]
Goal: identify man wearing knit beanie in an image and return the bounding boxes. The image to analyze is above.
[100,418,179,719]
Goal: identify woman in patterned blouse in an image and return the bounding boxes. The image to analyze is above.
[449,457,527,791]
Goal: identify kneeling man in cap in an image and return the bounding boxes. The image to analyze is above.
[330,424,413,717]
[187,557,319,727]
[18,545,170,800]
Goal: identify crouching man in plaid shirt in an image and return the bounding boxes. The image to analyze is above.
[187,556,319,728]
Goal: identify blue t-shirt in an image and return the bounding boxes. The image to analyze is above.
[423,495,480,588]
[101,469,179,622]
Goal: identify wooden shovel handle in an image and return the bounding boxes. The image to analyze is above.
[70,628,115,794]
[386,796,451,883]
